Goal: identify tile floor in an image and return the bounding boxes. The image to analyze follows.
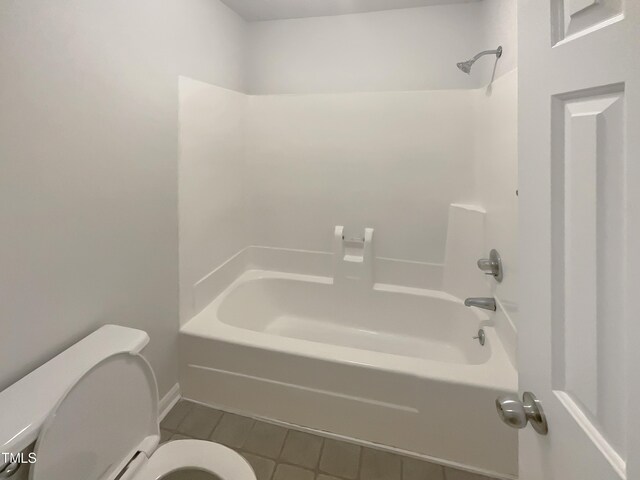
[160,400,497,480]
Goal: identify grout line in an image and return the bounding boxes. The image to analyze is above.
[166,401,194,432]
[357,444,365,480]
[315,436,326,476]
[171,401,195,434]
[239,450,277,480]
[243,417,257,450]
[276,427,292,461]
[268,453,277,480]
[206,411,224,439]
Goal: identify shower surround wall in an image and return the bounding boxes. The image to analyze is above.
[179,1,518,330]
[245,91,476,263]
[179,81,518,327]
[178,83,477,323]
[179,78,248,323]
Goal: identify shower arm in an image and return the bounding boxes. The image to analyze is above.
[456,46,503,74]
[471,47,502,62]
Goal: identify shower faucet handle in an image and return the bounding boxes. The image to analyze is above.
[476,249,503,282]
[477,258,497,271]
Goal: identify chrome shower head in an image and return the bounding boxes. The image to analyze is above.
[456,60,474,74]
[457,46,503,75]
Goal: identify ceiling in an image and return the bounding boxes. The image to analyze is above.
[221,0,480,22]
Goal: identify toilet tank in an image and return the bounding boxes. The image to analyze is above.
[0,325,149,470]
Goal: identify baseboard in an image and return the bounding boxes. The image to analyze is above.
[158,383,181,421]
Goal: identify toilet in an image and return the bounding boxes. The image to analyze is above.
[0,325,256,480]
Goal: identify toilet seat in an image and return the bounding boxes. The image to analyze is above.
[132,439,255,480]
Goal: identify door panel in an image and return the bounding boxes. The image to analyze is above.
[551,0,623,45]
[551,86,627,466]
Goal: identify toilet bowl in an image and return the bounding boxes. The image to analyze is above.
[0,326,256,480]
[132,439,252,480]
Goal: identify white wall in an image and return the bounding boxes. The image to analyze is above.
[0,0,247,395]
[245,90,476,263]
[246,3,486,94]
[245,1,516,95]
[173,0,248,92]
[481,0,518,81]
[179,78,248,323]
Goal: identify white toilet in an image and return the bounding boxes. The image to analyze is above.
[0,325,257,480]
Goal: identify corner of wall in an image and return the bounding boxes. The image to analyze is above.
[442,204,490,300]
[471,66,518,332]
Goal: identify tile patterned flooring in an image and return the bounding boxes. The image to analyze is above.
[160,400,497,480]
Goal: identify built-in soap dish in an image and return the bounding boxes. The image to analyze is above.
[333,226,374,285]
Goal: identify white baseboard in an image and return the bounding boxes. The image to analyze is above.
[158,383,181,421]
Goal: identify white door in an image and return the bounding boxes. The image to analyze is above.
[518,0,640,479]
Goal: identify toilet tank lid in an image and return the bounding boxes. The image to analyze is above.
[0,325,149,458]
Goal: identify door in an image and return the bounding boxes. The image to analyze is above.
[518,0,640,479]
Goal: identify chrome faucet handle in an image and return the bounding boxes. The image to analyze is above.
[476,249,503,282]
[477,258,497,272]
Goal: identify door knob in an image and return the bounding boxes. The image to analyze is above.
[496,391,548,435]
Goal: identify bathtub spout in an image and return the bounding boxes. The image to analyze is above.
[464,297,496,311]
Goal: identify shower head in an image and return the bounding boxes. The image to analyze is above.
[456,60,474,74]
[457,46,503,75]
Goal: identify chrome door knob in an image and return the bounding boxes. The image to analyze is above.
[496,391,548,435]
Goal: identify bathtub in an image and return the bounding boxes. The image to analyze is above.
[179,270,518,478]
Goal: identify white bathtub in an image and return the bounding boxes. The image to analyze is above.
[180,270,518,478]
